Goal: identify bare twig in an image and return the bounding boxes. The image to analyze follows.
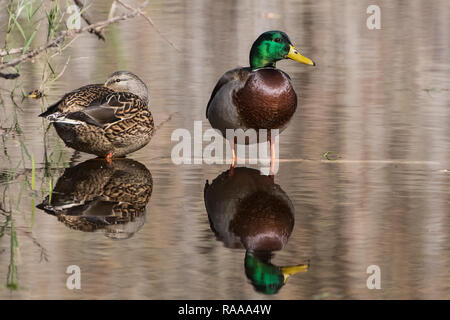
[49,56,71,83]
[17,229,49,262]
[0,1,150,72]
[0,204,11,215]
[108,1,118,20]
[116,0,180,52]
[73,0,105,41]
[150,112,176,138]
[0,47,24,57]
[50,34,82,58]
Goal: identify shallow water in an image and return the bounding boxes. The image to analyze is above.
[0,0,449,299]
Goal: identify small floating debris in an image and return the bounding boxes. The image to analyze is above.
[422,87,449,92]
[28,89,43,99]
[322,151,340,161]
[260,12,281,19]
[0,127,11,136]
[314,292,330,300]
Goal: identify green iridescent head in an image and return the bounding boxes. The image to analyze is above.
[245,252,309,295]
[249,30,315,69]
[245,252,285,295]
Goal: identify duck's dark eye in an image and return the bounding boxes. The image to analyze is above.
[116,79,121,83]
[274,38,282,43]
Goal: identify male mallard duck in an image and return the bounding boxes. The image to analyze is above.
[36,158,153,239]
[206,31,315,173]
[39,71,154,161]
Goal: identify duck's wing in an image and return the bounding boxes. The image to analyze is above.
[206,67,251,118]
[37,197,118,217]
[63,92,146,128]
[39,84,113,117]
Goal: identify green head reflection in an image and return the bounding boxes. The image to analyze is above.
[245,251,309,295]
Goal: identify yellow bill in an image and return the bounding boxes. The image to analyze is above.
[287,45,315,66]
[281,264,309,283]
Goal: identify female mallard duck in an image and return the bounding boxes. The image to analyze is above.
[206,31,315,173]
[37,158,153,239]
[39,71,154,161]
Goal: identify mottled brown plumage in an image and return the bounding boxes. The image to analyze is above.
[53,92,154,157]
[39,71,154,158]
[39,84,113,117]
[37,158,153,239]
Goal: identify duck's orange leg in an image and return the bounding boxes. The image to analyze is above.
[270,138,275,179]
[106,152,113,164]
[229,139,236,177]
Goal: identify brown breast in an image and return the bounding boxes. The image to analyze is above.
[229,191,294,252]
[233,68,297,130]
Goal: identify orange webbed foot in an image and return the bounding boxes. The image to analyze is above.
[105,153,113,164]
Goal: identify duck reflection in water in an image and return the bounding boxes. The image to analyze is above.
[37,158,152,240]
[204,167,308,295]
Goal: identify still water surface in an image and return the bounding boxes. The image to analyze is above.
[0,0,449,299]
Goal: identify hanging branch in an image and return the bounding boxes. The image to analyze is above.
[72,0,106,41]
[0,0,150,73]
[0,47,24,58]
[0,51,23,78]
[116,0,180,52]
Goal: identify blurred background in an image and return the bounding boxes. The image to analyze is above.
[0,0,448,299]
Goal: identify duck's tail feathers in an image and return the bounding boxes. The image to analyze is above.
[38,99,63,117]
[45,112,84,125]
